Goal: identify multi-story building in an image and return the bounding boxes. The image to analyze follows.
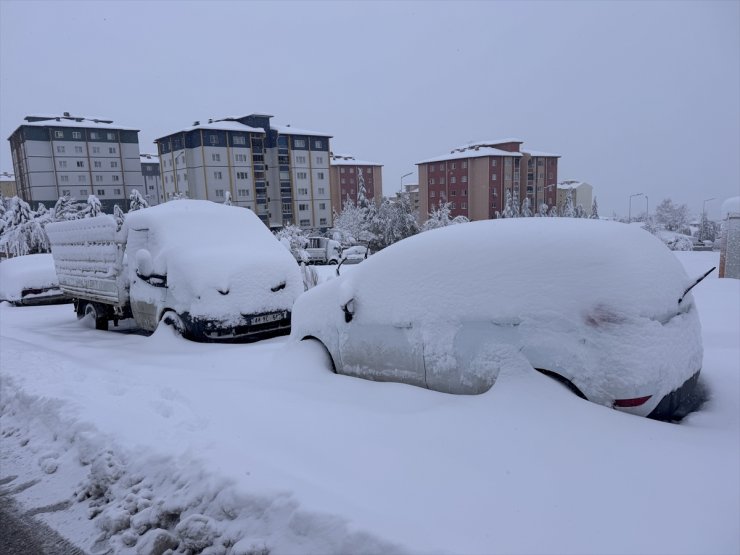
[557,180,594,215]
[0,172,16,198]
[7,113,145,212]
[416,139,559,221]
[329,154,383,214]
[155,114,333,229]
[140,154,163,205]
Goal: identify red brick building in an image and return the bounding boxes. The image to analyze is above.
[329,154,383,215]
[416,139,559,221]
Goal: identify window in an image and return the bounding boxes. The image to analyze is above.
[237,171,248,179]
[75,146,83,153]
[430,191,436,197]
[349,168,354,173]
[59,160,68,168]
[111,161,118,168]
[450,202,455,209]
[235,136,248,145]
[298,203,308,211]
[318,187,325,195]
[72,131,82,139]
[315,140,323,149]
[79,189,86,195]
[439,164,444,171]
[109,147,116,154]
[97,189,105,196]
[112,175,120,182]
[294,139,306,148]
[78,175,86,182]
[238,189,249,196]
[319,203,326,210]
[492,174,497,181]
[429,178,435,185]
[440,177,446,185]
[340,167,345,174]
[56,146,65,153]
[95,175,103,182]
[462,161,467,169]
[317,172,325,179]
[54,131,64,138]
[320,218,327,226]
[235,153,247,162]
[316,156,324,164]
[300,219,310,226]
[450,190,457,196]
[216,189,225,197]
[212,153,221,162]
[461,176,467,183]
[451,163,456,169]
[297,187,308,195]
[60,175,69,182]
[114,188,121,195]
[76,161,85,168]
[214,171,222,179]
[366,168,372,174]
[297,171,307,180]
[451,177,456,184]
[297,155,306,164]
[282,203,292,213]
[462,202,467,209]
[462,189,467,196]
[491,159,497,167]
[90,132,100,140]
[62,189,70,196]
[94,161,102,168]
[107,132,115,140]
[341,178,346,184]
[210,135,218,145]
[93,146,100,154]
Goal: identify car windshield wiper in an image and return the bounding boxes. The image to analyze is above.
[678,266,716,305]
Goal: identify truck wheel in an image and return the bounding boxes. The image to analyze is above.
[161,311,187,338]
[84,302,109,331]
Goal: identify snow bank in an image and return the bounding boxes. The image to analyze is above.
[0,253,60,302]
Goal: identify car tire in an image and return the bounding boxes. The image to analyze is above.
[161,311,188,338]
[84,302,109,331]
[328,260,338,265]
[301,337,337,374]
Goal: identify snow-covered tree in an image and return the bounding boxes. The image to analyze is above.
[422,201,469,231]
[574,204,586,218]
[520,197,533,217]
[356,170,371,210]
[275,224,309,261]
[561,188,575,218]
[333,198,375,245]
[129,189,149,212]
[698,211,717,243]
[655,198,690,233]
[82,194,102,218]
[590,197,599,219]
[538,203,549,217]
[51,195,82,221]
[502,189,515,218]
[367,195,419,251]
[113,204,126,231]
[511,188,521,217]
[223,191,232,206]
[0,196,50,256]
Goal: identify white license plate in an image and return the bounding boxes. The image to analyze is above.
[250,312,285,325]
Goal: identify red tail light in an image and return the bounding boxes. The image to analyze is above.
[614,395,652,408]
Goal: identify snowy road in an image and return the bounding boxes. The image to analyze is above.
[0,252,738,554]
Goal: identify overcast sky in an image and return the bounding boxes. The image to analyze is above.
[1,1,738,219]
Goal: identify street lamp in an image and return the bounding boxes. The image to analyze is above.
[400,172,413,193]
[699,197,716,242]
[644,194,649,221]
[628,193,644,223]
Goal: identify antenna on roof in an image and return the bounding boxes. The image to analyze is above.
[63,112,70,117]
[193,121,199,126]
[208,118,213,124]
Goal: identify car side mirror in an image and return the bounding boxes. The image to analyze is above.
[135,249,153,279]
[342,299,355,323]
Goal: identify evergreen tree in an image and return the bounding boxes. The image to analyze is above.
[655,198,690,232]
[503,189,514,218]
[521,197,533,217]
[698,211,716,243]
[52,195,82,221]
[562,188,575,217]
[0,196,50,256]
[83,194,102,218]
[422,201,469,231]
[129,189,149,212]
[538,203,549,217]
[367,194,419,251]
[223,191,232,206]
[113,204,126,231]
[511,188,521,217]
[590,197,599,219]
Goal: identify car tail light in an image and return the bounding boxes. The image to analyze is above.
[613,395,652,408]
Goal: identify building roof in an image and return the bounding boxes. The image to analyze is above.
[271,124,333,138]
[140,154,160,164]
[14,115,139,132]
[522,149,561,158]
[158,120,265,140]
[330,154,382,167]
[417,145,522,164]
[557,180,590,190]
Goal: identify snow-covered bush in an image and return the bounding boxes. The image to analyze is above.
[422,201,469,231]
[275,224,309,261]
[129,189,149,212]
[665,234,695,251]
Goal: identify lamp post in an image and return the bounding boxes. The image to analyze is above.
[644,194,649,222]
[400,172,413,194]
[628,193,644,223]
[699,197,716,242]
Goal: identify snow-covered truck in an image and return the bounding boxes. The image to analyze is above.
[297,236,342,265]
[46,200,303,341]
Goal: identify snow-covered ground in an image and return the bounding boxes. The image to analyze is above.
[0,251,737,555]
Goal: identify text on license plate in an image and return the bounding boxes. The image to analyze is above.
[251,312,285,325]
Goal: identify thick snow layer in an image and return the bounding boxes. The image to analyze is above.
[0,251,737,555]
[0,253,60,301]
[721,196,740,218]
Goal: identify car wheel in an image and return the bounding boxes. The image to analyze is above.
[84,302,109,331]
[328,259,338,265]
[301,336,337,374]
[161,310,187,338]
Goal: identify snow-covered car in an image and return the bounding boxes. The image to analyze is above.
[291,218,706,420]
[339,245,370,265]
[0,253,69,306]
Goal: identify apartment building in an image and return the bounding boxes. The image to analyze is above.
[329,154,383,214]
[7,113,145,212]
[416,139,560,221]
[0,172,16,198]
[155,114,333,229]
[557,180,594,215]
[140,154,163,205]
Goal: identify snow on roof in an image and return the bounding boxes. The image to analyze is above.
[417,146,522,165]
[462,138,524,146]
[12,117,139,134]
[721,196,740,218]
[330,154,382,167]
[271,124,333,138]
[522,149,561,158]
[162,120,266,137]
[558,180,589,189]
[140,154,159,164]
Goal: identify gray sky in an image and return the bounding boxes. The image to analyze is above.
[1,0,738,219]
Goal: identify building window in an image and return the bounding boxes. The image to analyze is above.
[112,175,120,182]
[95,175,103,182]
[238,189,249,196]
[214,171,222,179]
[450,190,457,196]
[76,161,85,168]
[56,146,65,153]
[210,135,218,145]
[233,136,246,145]
[297,155,306,164]
[440,177,446,185]
[237,171,248,179]
[461,202,467,209]
[59,160,67,168]
[316,156,324,164]
[492,159,497,167]
[216,189,225,197]
[298,203,308,211]
[297,187,308,195]
[430,191,436,197]
[54,131,64,138]
[111,161,118,168]
[97,189,105,196]
[60,175,69,182]
[72,131,82,139]
[439,164,444,171]
[297,171,307,180]
[235,153,247,162]
[212,153,221,162]
[300,219,310,226]
[109,147,116,154]
[319,203,326,210]
[78,175,86,182]
[94,161,101,168]
[461,176,467,183]
[462,189,467,196]
[318,187,325,195]
[429,178,435,185]
[450,202,455,209]
[294,139,306,148]
[315,140,323,149]
[451,163,456,169]
[349,168,354,173]
[282,203,292,213]
[114,188,121,195]
[90,132,100,140]
[62,189,70,196]
[451,177,456,184]
[341,178,346,184]
[79,189,86,196]
[93,146,100,154]
[317,172,325,179]
[107,132,115,140]
[492,174,497,181]
[75,146,83,153]
[320,218,327,226]
[462,161,467,169]
[340,167,345,174]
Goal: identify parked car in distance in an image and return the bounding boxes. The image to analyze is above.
[291,218,706,420]
[340,245,370,265]
[0,253,69,306]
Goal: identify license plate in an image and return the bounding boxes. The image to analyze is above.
[250,311,285,325]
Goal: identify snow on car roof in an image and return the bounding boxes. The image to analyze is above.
[0,254,59,302]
